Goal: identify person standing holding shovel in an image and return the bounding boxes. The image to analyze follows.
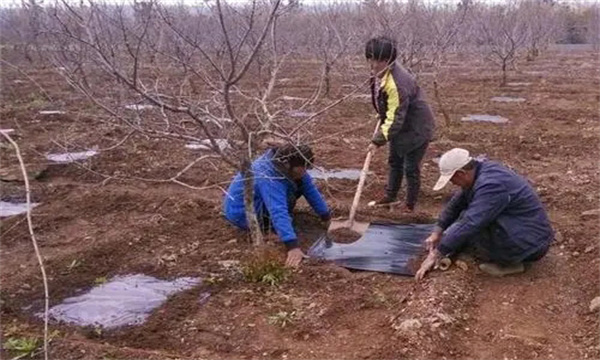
[365,36,435,213]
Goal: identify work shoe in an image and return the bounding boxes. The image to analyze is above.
[479,262,525,277]
[371,196,396,206]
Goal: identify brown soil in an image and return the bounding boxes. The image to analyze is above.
[328,227,363,243]
[1,46,599,360]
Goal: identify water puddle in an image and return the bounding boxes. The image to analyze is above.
[45,274,201,329]
[507,82,532,87]
[523,71,545,76]
[491,96,526,103]
[308,168,369,180]
[461,114,508,124]
[39,110,65,115]
[185,139,229,151]
[0,201,40,217]
[124,104,155,111]
[46,150,98,164]
[281,96,307,102]
[287,110,316,118]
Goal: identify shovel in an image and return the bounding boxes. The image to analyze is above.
[328,123,379,236]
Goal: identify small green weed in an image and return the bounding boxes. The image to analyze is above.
[372,289,389,305]
[67,259,81,271]
[94,276,108,285]
[268,311,296,328]
[204,275,224,285]
[3,337,39,358]
[23,92,48,110]
[242,257,288,286]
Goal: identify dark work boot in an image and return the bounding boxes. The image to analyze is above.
[479,262,525,277]
[370,196,396,207]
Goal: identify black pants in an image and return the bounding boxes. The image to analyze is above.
[457,226,550,265]
[258,189,302,234]
[386,140,429,208]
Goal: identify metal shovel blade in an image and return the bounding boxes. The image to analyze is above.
[328,218,370,235]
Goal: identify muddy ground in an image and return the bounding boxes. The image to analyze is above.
[1,46,599,359]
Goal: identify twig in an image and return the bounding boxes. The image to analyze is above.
[1,132,49,360]
[305,121,371,146]
[433,78,451,127]
[288,79,370,137]
[98,130,137,151]
[0,216,28,239]
[0,58,53,101]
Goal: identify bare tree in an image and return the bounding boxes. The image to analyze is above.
[519,0,563,60]
[0,2,44,64]
[304,5,353,99]
[32,0,370,246]
[474,2,527,85]
[39,0,294,245]
[360,0,423,67]
[585,3,599,51]
[423,2,471,68]
[8,0,595,247]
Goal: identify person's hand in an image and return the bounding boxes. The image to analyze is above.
[285,248,305,268]
[424,232,442,252]
[415,249,441,282]
[367,143,378,153]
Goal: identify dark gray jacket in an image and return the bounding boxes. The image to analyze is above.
[437,160,554,263]
[371,63,435,154]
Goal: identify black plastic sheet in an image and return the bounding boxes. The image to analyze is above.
[308,223,435,276]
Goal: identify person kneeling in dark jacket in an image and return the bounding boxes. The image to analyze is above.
[416,148,554,280]
[223,144,330,268]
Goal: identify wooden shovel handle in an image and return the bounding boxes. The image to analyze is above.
[347,121,380,225]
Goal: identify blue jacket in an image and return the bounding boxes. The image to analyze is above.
[223,149,330,247]
[436,160,554,263]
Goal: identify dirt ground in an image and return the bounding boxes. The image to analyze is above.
[1,46,599,360]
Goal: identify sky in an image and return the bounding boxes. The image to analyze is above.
[1,0,596,8]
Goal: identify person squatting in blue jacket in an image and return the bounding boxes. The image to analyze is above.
[223,144,330,267]
[416,148,554,280]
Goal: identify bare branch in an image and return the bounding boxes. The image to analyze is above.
[1,132,49,360]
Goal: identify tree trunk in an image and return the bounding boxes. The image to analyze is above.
[433,78,451,128]
[241,157,263,246]
[324,63,331,98]
[501,60,507,86]
[527,44,539,61]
